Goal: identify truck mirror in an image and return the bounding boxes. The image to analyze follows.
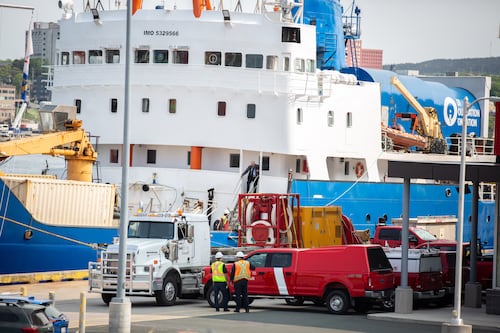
[187,224,194,243]
[169,241,179,261]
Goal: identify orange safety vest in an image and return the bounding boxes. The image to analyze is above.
[211,261,226,282]
[233,260,251,282]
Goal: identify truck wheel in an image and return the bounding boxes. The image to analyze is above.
[381,293,395,312]
[155,276,178,306]
[206,284,223,308]
[326,290,349,314]
[101,293,113,305]
[285,297,304,306]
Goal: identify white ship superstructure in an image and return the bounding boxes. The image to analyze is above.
[49,0,387,217]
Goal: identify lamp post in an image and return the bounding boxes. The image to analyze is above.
[445,96,500,333]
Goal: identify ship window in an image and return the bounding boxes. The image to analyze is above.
[89,50,103,64]
[169,99,176,113]
[75,99,81,114]
[295,159,301,173]
[246,54,263,68]
[229,154,240,168]
[294,58,305,72]
[142,98,150,113]
[266,55,278,70]
[296,108,303,124]
[262,156,270,171]
[135,49,150,63]
[172,50,188,64]
[154,50,168,63]
[282,27,300,43]
[344,161,350,175]
[283,57,290,71]
[205,51,221,66]
[73,51,85,64]
[187,151,191,165]
[225,52,242,67]
[347,112,352,127]
[110,149,119,163]
[327,110,334,127]
[61,52,70,65]
[306,59,315,72]
[147,149,156,164]
[111,98,118,113]
[106,49,120,64]
[217,101,226,116]
[247,104,256,118]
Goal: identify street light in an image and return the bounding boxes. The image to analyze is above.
[448,96,500,331]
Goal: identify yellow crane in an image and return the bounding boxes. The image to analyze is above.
[0,108,97,182]
[390,76,446,153]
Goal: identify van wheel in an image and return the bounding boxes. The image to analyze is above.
[206,284,224,308]
[101,293,113,305]
[326,290,349,314]
[155,276,178,306]
[285,297,304,306]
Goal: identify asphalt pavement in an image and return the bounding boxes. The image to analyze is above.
[1,280,499,333]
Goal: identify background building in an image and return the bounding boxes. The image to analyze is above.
[0,85,16,123]
[30,22,59,103]
[345,39,383,69]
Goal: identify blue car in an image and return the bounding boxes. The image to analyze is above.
[0,295,69,333]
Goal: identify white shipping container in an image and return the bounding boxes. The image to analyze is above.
[1,176,117,227]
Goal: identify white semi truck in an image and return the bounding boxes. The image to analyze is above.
[88,211,211,305]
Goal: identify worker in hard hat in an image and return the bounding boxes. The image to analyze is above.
[221,209,230,231]
[211,251,230,312]
[230,251,254,313]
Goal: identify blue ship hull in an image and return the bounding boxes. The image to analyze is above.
[0,179,118,275]
[292,180,495,249]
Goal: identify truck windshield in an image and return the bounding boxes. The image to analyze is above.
[128,221,175,239]
[413,228,438,241]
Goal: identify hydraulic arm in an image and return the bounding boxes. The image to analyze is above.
[0,119,97,182]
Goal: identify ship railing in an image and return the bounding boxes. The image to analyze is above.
[45,63,327,97]
[479,183,496,201]
[446,135,494,156]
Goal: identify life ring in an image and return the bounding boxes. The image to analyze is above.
[355,162,365,178]
[246,220,275,245]
[245,201,254,227]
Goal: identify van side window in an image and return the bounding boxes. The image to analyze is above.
[270,253,291,267]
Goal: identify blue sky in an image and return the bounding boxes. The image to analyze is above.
[1,0,499,63]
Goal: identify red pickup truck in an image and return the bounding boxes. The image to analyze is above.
[201,245,395,314]
[372,225,492,292]
[371,225,456,249]
[384,247,445,305]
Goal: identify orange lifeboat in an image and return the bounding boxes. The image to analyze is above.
[192,0,213,18]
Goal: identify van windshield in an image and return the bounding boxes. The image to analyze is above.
[367,247,392,272]
[413,228,438,241]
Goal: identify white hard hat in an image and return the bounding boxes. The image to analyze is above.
[215,252,223,259]
[224,209,230,215]
[236,251,245,258]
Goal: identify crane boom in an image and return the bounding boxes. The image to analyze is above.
[390,76,443,139]
[0,120,97,182]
